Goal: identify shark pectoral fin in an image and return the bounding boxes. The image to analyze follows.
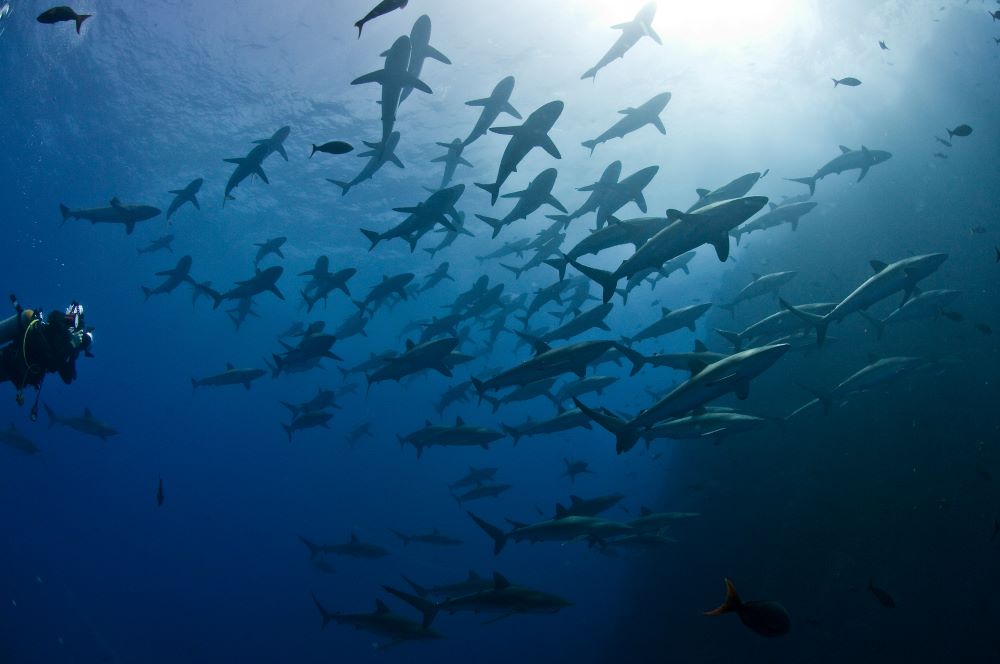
[857,165,870,182]
[125,222,136,235]
[502,102,521,119]
[191,196,201,210]
[709,234,730,262]
[389,155,405,169]
[489,125,520,136]
[276,144,288,161]
[651,117,667,134]
[539,136,561,159]
[426,45,451,64]
[223,158,245,165]
[350,70,387,86]
[646,25,663,44]
[634,192,647,213]
[401,73,433,94]
[254,164,270,184]
[546,195,568,213]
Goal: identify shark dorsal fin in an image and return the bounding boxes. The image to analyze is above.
[468,570,480,580]
[350,532,359,543]
[640,506,652,516]
[838,145,852,154]
[693,340,708,353]
[870,260,888,274]
[493,573,511,590]
[661,307,670,316]
[695,188,710,198]
[555,503,568,518]
[375,599,390,614]
[752,273,761,281]
[570,495,582,504]
[424,419,432,427]
[225,362,234,371]
[84,407,93,418]
[456,415,465,426]
[405,339,415,351]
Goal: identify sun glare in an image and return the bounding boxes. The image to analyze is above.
[576,0,809,51]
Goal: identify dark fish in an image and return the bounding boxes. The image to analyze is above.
[942,311,963,322]
[156,476,164,507]
[832,77,861,87]
[975,323,993,335]
[991,10,1000,22]
[947,124,972,138]
[354,0,408,38]
[310,141,353,158]
[934,136,952,147]
[704,578,790,637]
[868,579,895,608]
[37,6,92,33]
[878,40,889,50]
[932,152,948,160]
[970,226,987,235]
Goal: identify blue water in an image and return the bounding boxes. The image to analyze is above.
[1,1,999,662]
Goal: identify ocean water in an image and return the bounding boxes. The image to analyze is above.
[1,0,999,662]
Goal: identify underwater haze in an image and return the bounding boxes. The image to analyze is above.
[1,0,999,662]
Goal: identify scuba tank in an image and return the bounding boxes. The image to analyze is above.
[0,310,38,346]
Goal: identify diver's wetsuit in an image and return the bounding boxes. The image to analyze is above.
[0,310,82,390]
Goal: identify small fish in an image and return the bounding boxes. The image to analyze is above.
[354,0,408,38]
[868,579,896,608]
[975,323,992,335]
[991,10,1000,22]
[36,6,92,33]
[704,578,790,637]
[970,226,988,235]
[995,37,1000,45]
[934,136,952,147]
[933,152,948,160]
[878,40,889,50]
[156,476,164,507]
[942,310,963,322]
[832,77,862,87]
[947,124,972,138]
[310,141,353,158]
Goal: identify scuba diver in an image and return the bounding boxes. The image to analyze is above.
[0,294,93,420]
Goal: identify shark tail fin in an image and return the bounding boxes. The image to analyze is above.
[581,139,598,155]
[42,402,58,428]
[75,13,92,34]
[402,575,430,598]
[298,535,322,560]
[543,257,568,281]
[310,592,336,629]
[282,423,293,442]
[500,424,522,446]
[467,511,508,555]
[360,229,381,251]
[832,78,839,87]
[326,179,351,196]
[714,328,743,351]
[141,286,152,302]
[389,529,410,546]
[785,176,817,196]
[779,298,830,346]
[704,578,742,617]
[797,381,834,415]
[59,203,71,223]
[568,258,617,304]
[545,213,573,229]
[382,585,439,629]
[614,345,647,377]
[475,214,505,238]
[474,181,501,206]
[581,66,598,80]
